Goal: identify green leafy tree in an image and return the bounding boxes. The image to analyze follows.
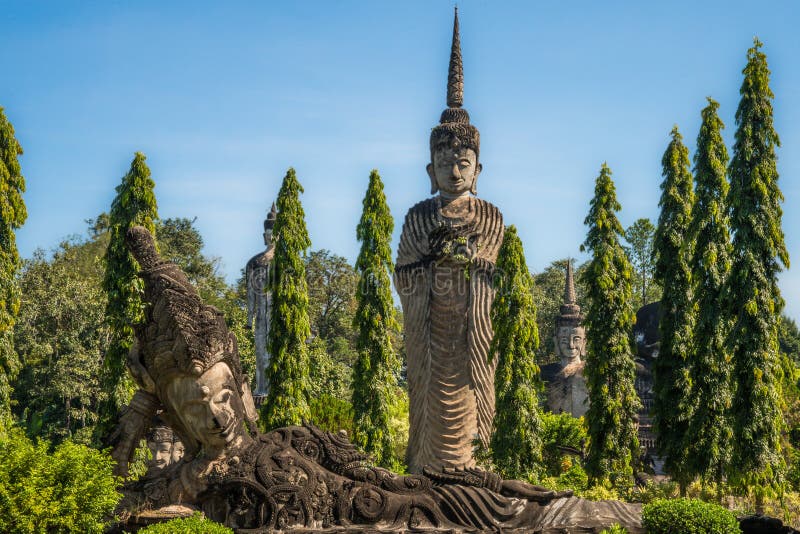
[306,249,358,345]
[352,170,400,468]
[489,226,543,479]
[624,218,660,310]
[686,99,733,488]
[0,107,27,424]
[13,241,109,445]
[580,163,640,489]
[262,168,312,429]
[98,153,158,438]
[652,126,695,491]
[727,39,788,490]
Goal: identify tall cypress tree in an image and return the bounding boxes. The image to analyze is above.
[727,39,788,488]
[0,107,27,425]
[100,152,158,435]
[580,163,640,489]
[352,169,400,468]
[262,168,312,429]
[652,126,695,491]
[489,225,543,479]
[687,99,733,487]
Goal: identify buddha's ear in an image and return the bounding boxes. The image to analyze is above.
[240,379,259,424]
[427,163,438,194]
[470,163,482,195]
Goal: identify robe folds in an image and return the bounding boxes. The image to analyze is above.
[395,195,504,473]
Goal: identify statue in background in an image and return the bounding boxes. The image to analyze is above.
[246,202,277,396]
[541,260,589,417]
[113,224,643,533]
[394,8,504,475]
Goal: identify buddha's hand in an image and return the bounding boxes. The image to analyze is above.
[499,479,574,503]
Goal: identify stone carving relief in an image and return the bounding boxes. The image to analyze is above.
[112,224,643,533]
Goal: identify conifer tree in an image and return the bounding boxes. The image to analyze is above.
[100,152,158,434]
[652,126,695,491]
[352,169,400,468]
[727,39,788,487]
[0,107,27,424]
[489,225,543,479]
[580,163,640,489]
[262,168,312,429]
[687,99,733,487]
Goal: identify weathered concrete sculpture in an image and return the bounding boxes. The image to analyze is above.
[245,202,277,396]
[541,260,589,417]
[145,418,184,473]
[395,7,504,474]
[113,225,644,533]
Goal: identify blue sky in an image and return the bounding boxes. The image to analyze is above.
[3,1,799,318]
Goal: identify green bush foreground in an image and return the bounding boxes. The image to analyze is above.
[138,512,232,533]
[642,498,741,534]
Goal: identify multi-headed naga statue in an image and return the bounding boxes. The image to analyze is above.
[395,8,503,473]
[112,225,643,532]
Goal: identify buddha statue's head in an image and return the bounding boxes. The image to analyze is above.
[125,226,258,458]
[428,7,482,198]
[554,260,586,366]
[263,201,277,248]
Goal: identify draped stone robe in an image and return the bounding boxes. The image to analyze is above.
[395,195,504,473]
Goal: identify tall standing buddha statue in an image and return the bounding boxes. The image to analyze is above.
[245,202,277,397]
[395,9,504,473]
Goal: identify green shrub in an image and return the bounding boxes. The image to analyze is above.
[642,498,741,534]
[0,426,121,533]
[138,512,233,533]
[600,524,628,534]
[540,412,586,477]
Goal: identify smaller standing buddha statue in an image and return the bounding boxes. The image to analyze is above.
[542,260,589,418]
[245,202,277,397]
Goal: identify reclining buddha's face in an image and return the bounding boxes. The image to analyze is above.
[164,362,250,455]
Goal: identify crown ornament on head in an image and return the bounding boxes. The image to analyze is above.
[264,201,277,233]
[556,259,583,328]
[430,7,480,157]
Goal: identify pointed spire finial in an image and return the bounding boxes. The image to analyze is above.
[564,259,576,305]
[446,6,463,108]
[264,201,277,231]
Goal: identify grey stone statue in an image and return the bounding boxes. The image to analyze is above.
[394,9,504,474]
[113,224,644,533]
[245,202,277,396]
[542,260,589,417]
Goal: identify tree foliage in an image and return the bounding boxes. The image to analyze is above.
[99,152,158,437]
[351,170,400,468]
[727,39,788,487]
[686,99,734,484]
[262,168,312,429]
[580,163,640,489]
[489,225,543,479]
[652,126,695,489]
[624,218,659,310]
[0,107,27,424]
[306,249,358,345]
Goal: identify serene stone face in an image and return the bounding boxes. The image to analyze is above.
[554,325,586,365]
[171,440,185,463]
[164,362,249,454]
[427,141,482,197]
[262,227,273,248]
[147,439,173,471]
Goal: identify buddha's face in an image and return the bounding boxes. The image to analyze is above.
[427,140,481,197]
[555,325,586,364]
[263,228,273,248]
[147,439,173,471]
[165,362,248,453]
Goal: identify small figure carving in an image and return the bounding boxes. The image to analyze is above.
[542,260,589,417]
[146,419,184,473]
[114,225,643,533]
[395,6,504,474]
[245,202,277,396]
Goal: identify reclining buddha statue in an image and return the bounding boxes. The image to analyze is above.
[111,225,643,533]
